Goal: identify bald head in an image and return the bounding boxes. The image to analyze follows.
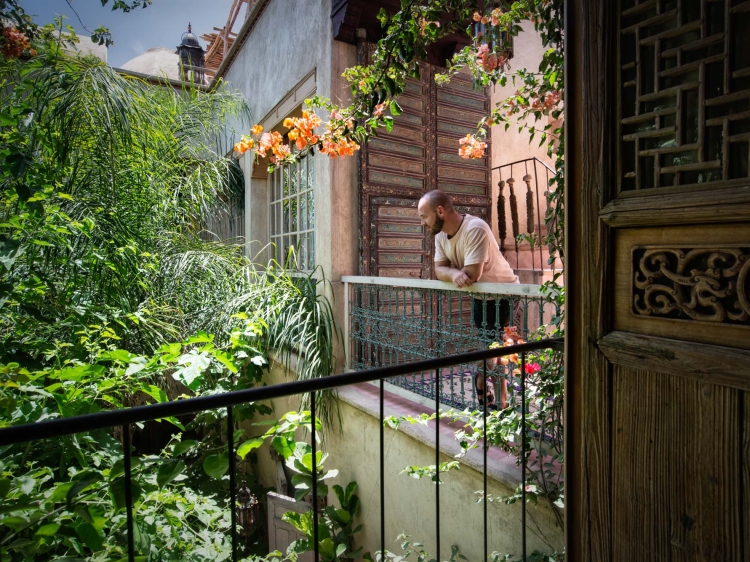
[420,189,454,213]
[418,189,462,235]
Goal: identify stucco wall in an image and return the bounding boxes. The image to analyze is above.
[250,362,564,560]
[223,0,357,372]
[489,21,562,275]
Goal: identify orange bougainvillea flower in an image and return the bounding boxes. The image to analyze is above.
[251,124,264,135]
[373,103,386,117]
[233,136,255,155]
[458,134,487,159]
[472,11,482,21]
[2,26,32,58]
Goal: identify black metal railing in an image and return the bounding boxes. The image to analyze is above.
[0,338,563,562]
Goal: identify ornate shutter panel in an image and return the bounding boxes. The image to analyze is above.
[360,48,493,278]
[435,70,492,218]
[361,59,431,278]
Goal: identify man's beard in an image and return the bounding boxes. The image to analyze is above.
[429,216,444,235]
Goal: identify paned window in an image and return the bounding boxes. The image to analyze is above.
[269,150,315,270]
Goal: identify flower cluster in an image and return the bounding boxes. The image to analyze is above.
[418,18,440,36]
[475,43,508,73]
[473,7,504,26]
[232,124,291,163]
[530,90,562,112]
[2,26,34,58]
[458,134,487,159]
[233,109,360,164]
[284,111,322,150]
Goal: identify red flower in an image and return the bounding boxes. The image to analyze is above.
[524,362,542,375]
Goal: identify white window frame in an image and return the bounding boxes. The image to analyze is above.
[268,149,315,271]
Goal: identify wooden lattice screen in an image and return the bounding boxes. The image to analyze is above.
[619,0,750,192]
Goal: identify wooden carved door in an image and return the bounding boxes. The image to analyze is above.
[359,47,493,278]
[569,1,750,560]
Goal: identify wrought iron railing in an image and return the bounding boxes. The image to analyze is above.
[0,339,562,562]
[492,157,556,272]
[343,276,559,411]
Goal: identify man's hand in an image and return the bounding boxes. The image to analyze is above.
[450,269,473,288]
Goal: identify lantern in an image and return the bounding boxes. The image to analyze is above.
[236,482,260,537]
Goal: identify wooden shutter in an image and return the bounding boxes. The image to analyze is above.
[568,1,750,560]
[360,46,493,278]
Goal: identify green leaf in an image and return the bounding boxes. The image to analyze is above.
[203,453,229,479]
[67,471,103,504]
[109,478,142,512]
[109,457,142,480]
[389,101,402,116]
[237,437,264,460]
[140,383,167,403]
[0,516,29,532]
[76,521,103,551]
[271,436,294,460]
[173,351,211,391]
[156,459,185,489]
[319,538,336,560]
[34,523,60,536]
[0,235,23,271]
[212,350,238,373]
[0,477,10,499]
[336,543,347,558]
[173,439,199,456]
[15,476,35,495]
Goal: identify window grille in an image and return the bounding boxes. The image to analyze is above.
[269,150,315,271]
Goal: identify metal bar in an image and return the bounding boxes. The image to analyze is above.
[491,157,555,174]
[435,367,440,562]
[380,379,385,558]
[311,391,320,562]
[521,352,527,561]
[123,424,135,562]
[344,281,350,370]
[228,406,238,562]
[482,359,488,562]
[0,339,564,446]
[533,159,543,270]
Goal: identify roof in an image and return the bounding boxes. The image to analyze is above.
[120,47,180,81]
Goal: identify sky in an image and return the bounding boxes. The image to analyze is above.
[24,0,237,68]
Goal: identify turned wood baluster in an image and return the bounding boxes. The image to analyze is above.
[497,180,506,252]
[523,173,534,234]
[508,177,519,241]
[508,177,519,266]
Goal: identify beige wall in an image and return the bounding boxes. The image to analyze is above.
[489,21,562,275]
[224,0,358,372]
[249,363,564,560]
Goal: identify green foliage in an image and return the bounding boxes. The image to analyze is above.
[363,534,468,562]
[0,18,341,562]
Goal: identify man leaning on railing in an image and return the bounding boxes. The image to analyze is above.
[417,189,519,408]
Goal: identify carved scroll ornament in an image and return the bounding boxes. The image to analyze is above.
[633,246,750,325]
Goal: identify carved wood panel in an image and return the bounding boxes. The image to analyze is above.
[619,0,750,192]
[614,223,750,349]
[633,245,750,323]
[359,44,492,277]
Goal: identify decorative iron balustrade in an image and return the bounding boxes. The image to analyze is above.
[0,339,563,562]
[492,157,557,273]
[343,276,560,412]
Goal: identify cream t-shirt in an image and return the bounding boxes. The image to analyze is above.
[435,214,519,284]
